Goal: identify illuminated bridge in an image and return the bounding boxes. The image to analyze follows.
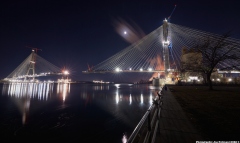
[3,49,68,82]
[2,20,240,83]
[82,19,240,82]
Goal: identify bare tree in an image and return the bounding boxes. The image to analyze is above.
[182,33,240,90]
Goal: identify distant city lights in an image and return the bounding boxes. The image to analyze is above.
[93,80,110,84]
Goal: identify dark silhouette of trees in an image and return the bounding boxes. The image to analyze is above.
[181,33,240,90]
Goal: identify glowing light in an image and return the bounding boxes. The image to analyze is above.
[149,93,152,104]
[140,68,143,71]
[116,92,119,104]
[122,134,127,143]
[4,82,54,100]
[148,68,152,71]
[228,78,232,82]
[140,94,143,104]
[162,40,170,46]
[62,83,68,101]
[115,67,121,72]
[112,17,146,44]
[115,84,120,88]
[63,70,69,75]
[129,68,132,71]
[129,94,132,104]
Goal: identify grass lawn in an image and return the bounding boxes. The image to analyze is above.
[167,85,240,141]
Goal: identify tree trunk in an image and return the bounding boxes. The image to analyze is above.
[207,73,213,90]
[202,73,207,85]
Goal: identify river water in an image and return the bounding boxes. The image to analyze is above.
[0,82,161,143]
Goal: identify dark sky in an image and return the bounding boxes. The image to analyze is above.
[1,0,240,81]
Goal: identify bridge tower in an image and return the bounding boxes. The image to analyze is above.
[162,18,170,77]
[25,50,36,81]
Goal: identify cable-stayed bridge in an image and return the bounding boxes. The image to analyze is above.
[2,20,240,83]
[82,20,240,82]
[3,49,66,82]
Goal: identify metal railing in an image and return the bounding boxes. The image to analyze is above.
[127,90,163,143]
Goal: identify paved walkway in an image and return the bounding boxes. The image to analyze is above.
[156,86,204,143]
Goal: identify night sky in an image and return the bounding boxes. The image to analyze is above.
[1,0,240,81]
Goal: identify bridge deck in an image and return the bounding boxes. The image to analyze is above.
[82,70,166,74]
[157,87,203,143]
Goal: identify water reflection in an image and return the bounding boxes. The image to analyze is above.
[0,83,161,142]
[2,82,54,100]
[116,91,119,104]
[78,84,158,106]
[129,94,132,104]
[140,93,143,104]
[1,82,70,124]
[92,84,110,90]
[149,92,152,104]
[57,83,70,101]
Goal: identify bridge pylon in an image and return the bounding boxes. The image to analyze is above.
[162,18,170,77]
[25,50,36,81]
[4,48,63,82]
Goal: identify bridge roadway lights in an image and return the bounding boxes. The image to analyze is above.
[82,70,166,73]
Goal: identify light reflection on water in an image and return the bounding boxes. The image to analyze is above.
[57,83,70,101]
[78,83,159,106]
[2,82,70,101]
[1,82,70,124]
[0,83,162,142]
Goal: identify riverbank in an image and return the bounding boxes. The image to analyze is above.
[167,85,240,140]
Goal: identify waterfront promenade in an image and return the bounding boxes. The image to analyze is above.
[157,86,203,142]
